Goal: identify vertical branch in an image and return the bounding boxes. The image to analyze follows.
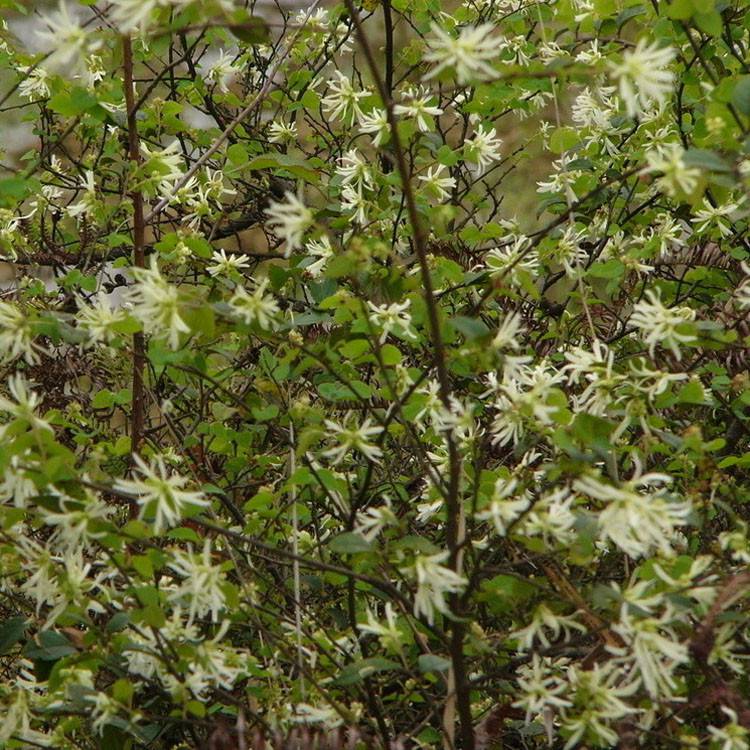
[382,0,394,100]
[123,36,146,457]
[340,5,473,749]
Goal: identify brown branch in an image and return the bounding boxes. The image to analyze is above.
[123,36,147,458]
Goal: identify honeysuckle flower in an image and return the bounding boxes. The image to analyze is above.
[0,301,39,365]
[417,164,455,202]
[477,476,530,535]
[205,49,241,93]
[357,603,405,652]
[114,454,209,532]
[340,184,369,224]
[321,71,368,124]
[355,496,398,541]
[560,664,639,749]
[629,289,697,360]
[17,66,50,100]
[336,149,374,191]
[76,291,128,345]
[412,551,467,624]
[511,604,586,652]
[641,142,700,198]
[608,609,688,698]
[0,375,52,433]
[423,23,499,84]
[691,198,742,237]
[708,708,749,750]
[206,248,250,277]
[464,124,503,176]
[228,278,279,329]
[358,107,390,146]
[575,471,692,558]
[265,191,313,255]
[322,414,383,464]
[492,312,524,350]
[268,120,298,144]
[167,540,227,624]
[125,257,190,349]
[367,299,417,343]
[303,236,334,277]
[36,1,101,74]
[393,86,443,132]
[513,655,572,723]
[609,39,675,118]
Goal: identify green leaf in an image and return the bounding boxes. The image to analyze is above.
[451,316,490,340]
[246,153,319,183]
[418,654,451,673]
[48,87,103,118]
[682,148,732,172]
[337,657,400,685]
[226,143,249,166]
[0,616,27,655]
[693,10,722,36]
[227,12,270,44]
[549,127,579,154]
[329,532,372,554]
[732,76,750,116]
[24,631,77,661]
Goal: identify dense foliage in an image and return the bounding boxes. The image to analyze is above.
[1,0,750,747]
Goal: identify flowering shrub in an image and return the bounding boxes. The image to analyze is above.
[1,0,750,747]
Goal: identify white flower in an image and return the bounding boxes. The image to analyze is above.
[265,191,313,256]
[321,71,368,124]
[167,540,227,624]
[358,603,404,652]
[393,86,443,132]
[36,1,101,74]
[302,236,334,277]
[336,149,374,191]
[17,66,50,100]
[575,472,692,558]
[228,278,279,330]
[140,141,184,198]
[513,655,571,723]
[641,143,701,198]
[114,454,209,532]
[691,198,742,237]
[0,301,39,364]
[205,49,240,93]
[367,299,417,343]
[423,23,499,84]
[355,497,398,541]
[76,291,128,345]
[492,312,524,350]
[322,414,383,465]
[629,289,696,360]
[709,708,750,750]
[412,551,467,625]
[464,124,503,176]
[340,184,369,225]
[358,108,390,146]
[561,663,639,749]
[511,604,586,652]
[66,170,98,222]
[0,375,52,433]
[417,164,455,203]
[609,39,675,117]
[268,120,298,144]
[125,257,190,349]
[608,609,688,698]
[477,476,529,535]
[206,248,250,277]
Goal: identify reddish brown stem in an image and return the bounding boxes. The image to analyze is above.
[123,36,146,458]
